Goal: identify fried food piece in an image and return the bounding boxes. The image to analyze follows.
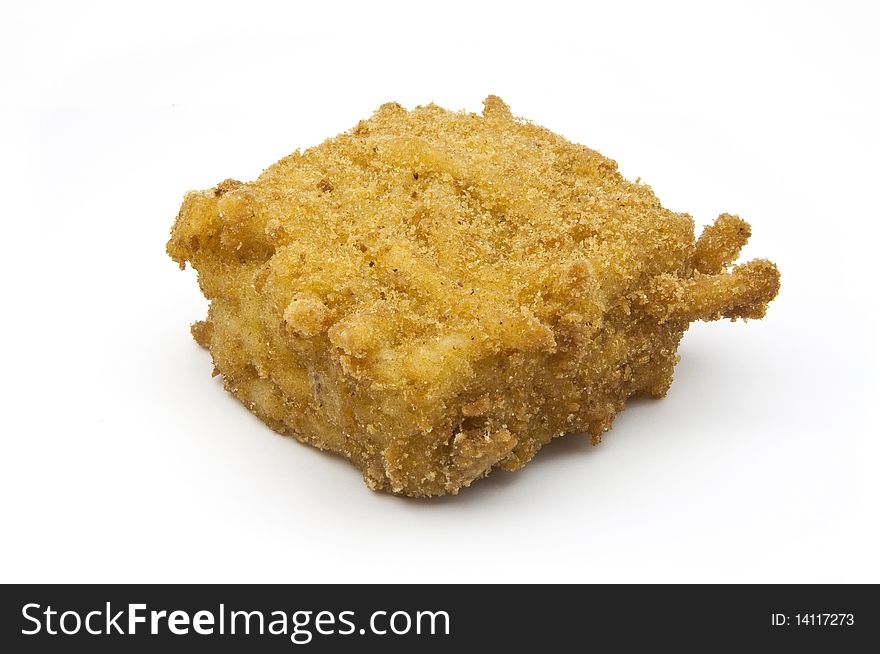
[167,96,780,496]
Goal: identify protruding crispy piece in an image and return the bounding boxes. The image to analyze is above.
[643,213,780,322]
[168,96,780,496]
[693,213,752,274]
[190,320,213,348]
[646,259,781,323]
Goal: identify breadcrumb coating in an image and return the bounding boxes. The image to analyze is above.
[167,96,780,496]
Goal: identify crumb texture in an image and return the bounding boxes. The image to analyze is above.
[168,96,780,496]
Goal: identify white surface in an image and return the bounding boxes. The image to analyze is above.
[1,1,878,583]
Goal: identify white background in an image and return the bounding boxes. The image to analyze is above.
[1,1,877,583]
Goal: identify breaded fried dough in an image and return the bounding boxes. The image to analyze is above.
[167,96,780,496]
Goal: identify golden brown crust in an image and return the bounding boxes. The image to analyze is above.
[168,97,780,496]
[190,320,213,348]
[645,258,781,323]
[693,213,752,275]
